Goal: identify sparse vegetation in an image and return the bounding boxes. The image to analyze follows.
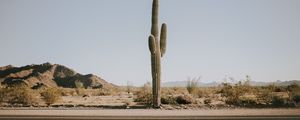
[41,87,62,106]
[186,77,200,95]
[0,72,298,109]
[0,83,38,106]
[287,83,300,103]
[134,82,152,105]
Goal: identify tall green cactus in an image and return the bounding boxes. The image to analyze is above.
[148,0,167,108]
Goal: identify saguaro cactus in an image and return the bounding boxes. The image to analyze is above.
[148,0,167,107]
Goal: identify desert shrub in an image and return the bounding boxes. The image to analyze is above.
[75,88,86,96]
[293,95,300,103]
[161,95,177,105]
[60,88,77,96]
[176,95,192,104]
[95,88,110,96]
[274,87,286,92]
[0,87,7,103]
[2,84,38,106]
[186,77,200,95]
[41,88,62,105]
[195,89,205,98]
[220,80,254,106]
[271,96,286,107]
[195,87,215,98]
[239,99,257,107]
[134,82,152,105]
[219,83,240,104]
[287,83,300,103]
[204,98,212,105]
[162,87,188,95]
[256,89,273,105]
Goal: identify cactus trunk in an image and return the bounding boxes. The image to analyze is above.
[148,0,167,108]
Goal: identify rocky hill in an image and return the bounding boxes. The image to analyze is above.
[0,63,116,89]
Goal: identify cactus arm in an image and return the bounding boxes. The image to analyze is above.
[160,23,167,57]
[151,0,159,39]
[148,35,156,54]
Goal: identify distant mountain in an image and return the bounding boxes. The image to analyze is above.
[162,81,219,87]
[162,80,300,87]
[0,63,116,89]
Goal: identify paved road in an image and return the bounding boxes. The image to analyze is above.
[0,109,299,120]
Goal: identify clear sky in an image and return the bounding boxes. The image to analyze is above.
[0,0,299,86]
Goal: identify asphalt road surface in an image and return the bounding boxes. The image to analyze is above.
[0,109,299,120]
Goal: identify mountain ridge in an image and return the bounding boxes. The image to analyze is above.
[0,63,116,89]
[162,80,300,87]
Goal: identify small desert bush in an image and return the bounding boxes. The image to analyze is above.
[41,87,62,105]
[287,83,300,103]
[0,87,7,103]
[271,96,286,107]
[219,81,253,106]
[60,88,77,96]
[256,88,274,105]
[176,95,193,104]
[194,87,217,98]
[186,77,200,95]
[162,87,188,95]
[75,88,86,96]
[293,95,300,103]
[134,82,152,105]
[161,95,177,105]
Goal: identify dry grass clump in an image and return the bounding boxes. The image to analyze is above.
[134,82,152,105]
[41,87,62,106]
[60,88,77,96]
[195,87,218,98]
[186,77,200,95]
